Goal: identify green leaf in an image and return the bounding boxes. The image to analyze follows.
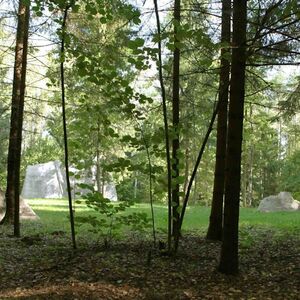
[132,16,141,25]
[128,38,145,49]
[100,17,107,24]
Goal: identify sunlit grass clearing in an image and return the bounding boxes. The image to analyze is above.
[23,199,300,236]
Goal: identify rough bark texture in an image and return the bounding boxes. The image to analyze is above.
[218,0,247,275]
[2,1,30,235]
[172,0,181,240]
[206,0,231,241]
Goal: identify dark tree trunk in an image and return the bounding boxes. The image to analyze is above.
[153,0,173,251]
[206,0,231,241]
[218,0,247,275]
[61,4,76,249]
[172,0,181,241]
[2,1,30,236]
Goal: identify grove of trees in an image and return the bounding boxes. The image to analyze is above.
[0,0,299,276]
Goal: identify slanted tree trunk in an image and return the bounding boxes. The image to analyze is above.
[2,1,30,236]
[206,0,231,241]
[172,0,181,241]
[218,0,247,275]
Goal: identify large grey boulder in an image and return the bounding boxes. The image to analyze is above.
[0,188,39,221]
[258,192,300,212]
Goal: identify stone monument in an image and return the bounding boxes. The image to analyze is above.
[21,161,67,198]
[0,188,39,221]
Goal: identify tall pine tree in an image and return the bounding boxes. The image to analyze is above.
[218,0,247,275]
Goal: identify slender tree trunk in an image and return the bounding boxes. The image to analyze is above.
[134,178,138,199]
[61,4,76,249]
[248,104,254,207]
[1,1,30,236]
[218,0,247,275]
[242,165,247,207]
[96,156,101,193]
[175,101,221,251]
[206,0,231,241]
[248,145,254,206]
[183,145,189,196]
[172,0,181,241]
[101,167,105,195]
[96,120,101,193]
[153,0,172,252]
[138,123,157,247]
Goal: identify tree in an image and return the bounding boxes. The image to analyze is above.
[218,0,247,275]
[1,0,30,237]
[0,24,10,189]
[171,0,181,241]
[60,2,77,250]
[206,0,231,241]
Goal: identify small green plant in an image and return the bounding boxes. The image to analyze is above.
[239,226,255,249]
[75,185,151,247]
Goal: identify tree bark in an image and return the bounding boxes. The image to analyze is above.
[218,0,247,275]
[96,120,102,193]
[206,0,231,241]
[183,145,189,196]
[61,3,76,249]
[2,1,30,236]
[172,0,181,241]
[153,0,173,252]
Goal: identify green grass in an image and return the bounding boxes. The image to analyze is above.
[21,199,300,237]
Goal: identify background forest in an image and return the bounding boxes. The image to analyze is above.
[0,0,299,209]
[0,0,299,289]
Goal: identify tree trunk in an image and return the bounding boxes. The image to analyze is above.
[248,145,254,206]
[153,0,173,252]
[61,4,76,249]
[248,104,254,207]
[134,178,138,199]
[2,1,30,236]
[183,145,189,196]
[96,120,101,193]
[172,0,181,241]
[206,0,231,241]
[218,0,247,275]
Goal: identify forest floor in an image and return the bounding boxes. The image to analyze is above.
[0,227,299,299]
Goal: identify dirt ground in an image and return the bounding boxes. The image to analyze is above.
[0,228,299,299]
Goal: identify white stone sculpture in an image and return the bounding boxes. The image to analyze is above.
[21,161,118,201]
[21,161,67,198]
[0,188,39,221]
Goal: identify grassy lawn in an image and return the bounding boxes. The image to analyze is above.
[23,199,300,237]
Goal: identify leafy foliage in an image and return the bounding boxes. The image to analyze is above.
[75,187,151,246]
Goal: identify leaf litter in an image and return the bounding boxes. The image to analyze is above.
[0,227,299,299]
